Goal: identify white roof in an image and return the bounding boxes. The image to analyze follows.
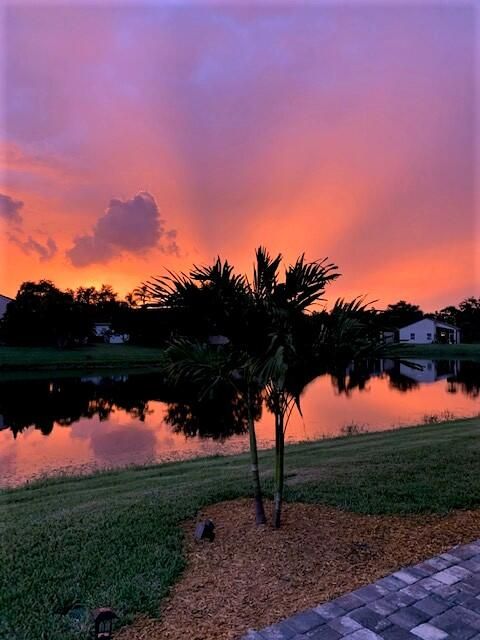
[399,318,459,331]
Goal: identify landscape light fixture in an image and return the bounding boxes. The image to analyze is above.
[194,518,215,542]
[92,607,118,640]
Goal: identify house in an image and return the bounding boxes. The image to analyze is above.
[93,322,113,338]
[0,294,13,319]
[398,318,461,344]
[398,359,459,383]
[93,322,130,344]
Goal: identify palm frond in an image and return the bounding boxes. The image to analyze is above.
[253,247,282,300]
[283,256,340,311]
[315,296,378,358]
[143,270,197,306]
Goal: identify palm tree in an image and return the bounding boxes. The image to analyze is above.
[147,249,378,529]
[132,285,150,307]
[144,258,249,338]
[250,248,340,527]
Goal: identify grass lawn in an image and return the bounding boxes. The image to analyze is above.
[1,342,478,376]
[0,344,167,372]
[382,343,480,360]
[2,417,480,639]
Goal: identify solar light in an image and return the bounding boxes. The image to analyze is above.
[92,607,118,640]
[194,518,215,542]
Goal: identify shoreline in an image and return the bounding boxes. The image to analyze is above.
[3,414,478,492]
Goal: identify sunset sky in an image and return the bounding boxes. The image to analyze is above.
[0,1,478,310]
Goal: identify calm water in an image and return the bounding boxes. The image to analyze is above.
[1,358,479,486]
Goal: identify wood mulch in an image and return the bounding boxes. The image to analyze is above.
[116,499,480,640]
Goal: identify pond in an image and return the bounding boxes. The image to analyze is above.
[0,358,479,486]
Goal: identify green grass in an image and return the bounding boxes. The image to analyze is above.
[1,342,478,377]
[2,416,480,639]
[0,345,167,372]
[381,343,480,360]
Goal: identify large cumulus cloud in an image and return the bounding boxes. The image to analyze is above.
[67,191,178,267]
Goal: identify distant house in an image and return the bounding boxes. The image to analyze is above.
[0,294,13,319]
[93,322,112,338]
[398,318,461,344]
[93,322,130,344]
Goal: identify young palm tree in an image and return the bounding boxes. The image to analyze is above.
[250,248,340,528]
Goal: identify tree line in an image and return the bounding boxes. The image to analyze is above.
[1,281,478,348]
[0,273,367,348]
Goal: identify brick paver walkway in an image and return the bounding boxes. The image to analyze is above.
[241,540,480,640]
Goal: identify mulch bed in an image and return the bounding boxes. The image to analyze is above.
[116,499,480,640]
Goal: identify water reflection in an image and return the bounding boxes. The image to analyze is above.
[1,359,479,485]
[165,390,262,439]
[0,375,156,438]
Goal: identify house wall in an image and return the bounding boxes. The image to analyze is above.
[399,319,460,344]
[0,296,12,319]
[108,334,130,344]
[399,319,436,344]
[93,323,111,337]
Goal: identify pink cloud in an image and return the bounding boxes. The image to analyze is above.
[0,193,23,224]
[67,191,178,267]
[9,234,57,262]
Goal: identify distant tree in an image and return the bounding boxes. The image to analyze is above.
[125,292,136,307]
[133,285,150,307]
[3,280,91,346]
[70,284,129,332]
[435,305,460,327]
[380,300,424,329]
[437,298,480,343]
[457,297,480,342]
[72,286,98,306]
[125,285,153,308]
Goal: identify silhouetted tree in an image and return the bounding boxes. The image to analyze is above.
[380,300,424,329]
[144,258,250,341]
[69,284,130,334]
[3,280,91,346]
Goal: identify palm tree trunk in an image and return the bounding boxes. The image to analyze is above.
[247,387,266,525]
[273,406,285,528]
